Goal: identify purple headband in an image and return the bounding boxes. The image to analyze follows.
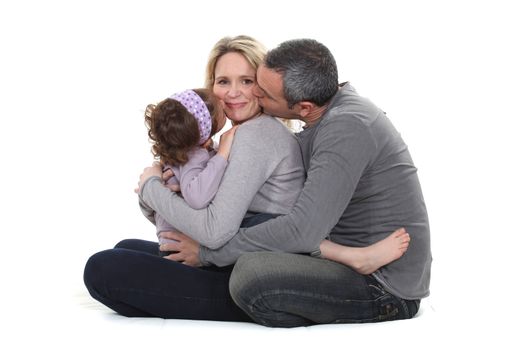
[169,90,212,145]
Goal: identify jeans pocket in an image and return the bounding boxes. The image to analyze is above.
[377,295,400,321]
[368,282,402,321]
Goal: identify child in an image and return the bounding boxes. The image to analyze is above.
[144,88,237,255]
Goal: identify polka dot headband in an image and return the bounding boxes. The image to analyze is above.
[170,90,212,145]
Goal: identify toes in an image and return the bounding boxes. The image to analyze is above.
[394,227,406,237]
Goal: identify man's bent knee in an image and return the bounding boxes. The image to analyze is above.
[229,252,314,327]
[229,252,265,308]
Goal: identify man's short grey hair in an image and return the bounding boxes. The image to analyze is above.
[264,39,339,109]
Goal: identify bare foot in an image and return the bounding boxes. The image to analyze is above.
[321,228,410,275]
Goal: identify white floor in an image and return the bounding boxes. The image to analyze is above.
[1,1,524,349]
[7,281,519,349]
[56,287,444,350]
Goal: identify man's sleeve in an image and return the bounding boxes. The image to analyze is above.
[200,117,376,266]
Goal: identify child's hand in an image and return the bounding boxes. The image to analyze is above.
[216,125,239,160]
[162,168,174,182]
[161,168,180,192]
[162,168,175,183]
[201,138,213,150]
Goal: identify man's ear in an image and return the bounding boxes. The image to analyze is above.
[296,101,316,117]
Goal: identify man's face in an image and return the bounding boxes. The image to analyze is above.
[253,65,295,119]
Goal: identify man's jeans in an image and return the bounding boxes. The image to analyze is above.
[229,251,420,327]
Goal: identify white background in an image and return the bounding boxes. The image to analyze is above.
[1,0,523,348]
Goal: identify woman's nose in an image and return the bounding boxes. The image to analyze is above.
[226,83,241,97]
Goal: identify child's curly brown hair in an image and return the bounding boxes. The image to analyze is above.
[145,89,221,165]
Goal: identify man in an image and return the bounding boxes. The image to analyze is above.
[199,39,431,327]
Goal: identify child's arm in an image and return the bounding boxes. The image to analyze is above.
[178,151,225,209]
[179,126,238,209]
[215,125,238,160]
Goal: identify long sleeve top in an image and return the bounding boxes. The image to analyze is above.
[200,83,432,300]
[154,148,227,234]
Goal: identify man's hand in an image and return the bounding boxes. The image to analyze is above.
[159,231,202,267]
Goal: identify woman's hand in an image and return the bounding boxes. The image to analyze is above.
[134,162,163,193]
[159,231,202,267]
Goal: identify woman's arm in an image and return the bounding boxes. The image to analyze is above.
[139,120,281,249]
[138,197,156,225]
[136,164,164,225]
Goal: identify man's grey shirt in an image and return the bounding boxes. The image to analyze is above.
[201,84,432,300]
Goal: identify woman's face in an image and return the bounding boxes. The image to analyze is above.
[212,52,261,124]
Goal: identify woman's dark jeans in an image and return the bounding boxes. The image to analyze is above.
[84,238,252,321]
[83,213,279,321]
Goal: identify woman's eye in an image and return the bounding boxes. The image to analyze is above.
[242,79,254,85]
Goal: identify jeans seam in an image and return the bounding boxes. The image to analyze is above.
[399,298,410,316]
[109,287,233,302]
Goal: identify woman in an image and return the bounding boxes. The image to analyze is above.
[84,35,305,321]
[136,36,305,251]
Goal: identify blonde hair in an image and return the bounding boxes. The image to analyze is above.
[205,35,296,130]
[205,35,266,90]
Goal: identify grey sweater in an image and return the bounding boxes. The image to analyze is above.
[139,115,305,249]
[200,84,432,300]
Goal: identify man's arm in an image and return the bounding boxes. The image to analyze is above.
[200,116,376,266]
